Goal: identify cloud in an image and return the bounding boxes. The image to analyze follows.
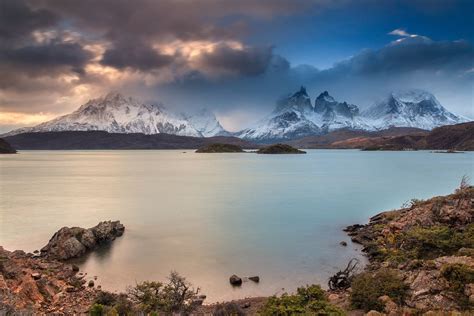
[195,44,274,77]
[1,42,92,76]
[388,29,412,37]
[101,41,174,71]
[0,0,58,42]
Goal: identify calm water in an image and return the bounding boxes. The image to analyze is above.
[1,150,473,302]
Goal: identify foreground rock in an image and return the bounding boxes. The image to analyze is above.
[0,138,16,154]
[41,221,125,260]
[257,144,306,154]
[0,247,97,314]
[345,183,474,313]
[196,143,244,153]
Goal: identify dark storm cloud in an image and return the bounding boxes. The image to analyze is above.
[101,42,173,71]
[1,42,92,76]
[0,0,58,41]
[197,44,274,76]
[34,0,324,41]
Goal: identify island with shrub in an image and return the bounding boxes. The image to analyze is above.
[195,143,245,153]
[257,144,306,154]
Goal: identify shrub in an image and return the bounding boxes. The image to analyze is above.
[259,284,345,315]
[386,224,474,261]
[127,271,200,314]
[441,263,474,309]
[350,269,409,312]
[89,303,105,316]
[127,281,165,312]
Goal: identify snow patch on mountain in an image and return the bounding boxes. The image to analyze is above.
[184,108,229,137]
[4,93,228,137]
[363,89,468,130]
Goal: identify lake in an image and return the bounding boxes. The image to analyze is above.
[1,150,473,302]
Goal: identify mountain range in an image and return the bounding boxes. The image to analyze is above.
[237,87,467,141]
[3,88,469,142]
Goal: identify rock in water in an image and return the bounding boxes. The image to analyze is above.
[40,221,125,260]
[248,276,260,283]
[229,275,242,286]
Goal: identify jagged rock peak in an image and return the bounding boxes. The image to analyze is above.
[292,86,309,97]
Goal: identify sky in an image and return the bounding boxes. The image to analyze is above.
[0,0,473,132]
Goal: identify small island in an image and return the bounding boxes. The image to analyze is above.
[257,144,306,154]
[195,143,244,153]
[0,138,17,154]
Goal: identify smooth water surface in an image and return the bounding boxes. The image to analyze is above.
[1,150,473,301]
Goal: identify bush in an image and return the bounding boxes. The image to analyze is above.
[350,269,409,312]
[259,284,345,315]
[441,263,474,309]
[89,303,105,316]
[127,271,200,314]
[386,224,474,261]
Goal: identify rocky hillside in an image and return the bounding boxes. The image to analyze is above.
[344,182,474,312]
[0,138,16,153]
[337,121,474,150]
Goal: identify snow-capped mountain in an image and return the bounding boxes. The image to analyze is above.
[184,108,229,137]
[238,87,321,141]
[362,89,468,130]
[4,92,228,137]
[238,87,368,141]
[238,87,468,141]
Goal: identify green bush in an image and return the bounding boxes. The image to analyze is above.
[89,303,105,316]
[441,263,474,309]
[127,271,200,314]
[385,224,474,261]
[259,284,345,315]
[350,269,409,312]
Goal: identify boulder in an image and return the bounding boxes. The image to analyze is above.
[248,276,260,283]
[40,221,125,260]
[340,241,347,246]
[229,275,242,286]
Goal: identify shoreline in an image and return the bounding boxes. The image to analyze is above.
[1,185,472,314]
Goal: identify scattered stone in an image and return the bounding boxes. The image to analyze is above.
[33,250,39,254]
[88,280,94,287]
[72,264,80,272]
[65,286,75,293]
[229,275,242,286]
[198,294,207,300]
[248,276,260,283]
[339,241,347,246]
[241,302,251,308]
[31,272,42,280]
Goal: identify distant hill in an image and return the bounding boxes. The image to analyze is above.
[286,127,428,148]
[331,122,474,151]
[0,138,16,153]
[4,131,256,150]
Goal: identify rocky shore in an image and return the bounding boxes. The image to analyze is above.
[1,186,472,314]
[343,182,473,313]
